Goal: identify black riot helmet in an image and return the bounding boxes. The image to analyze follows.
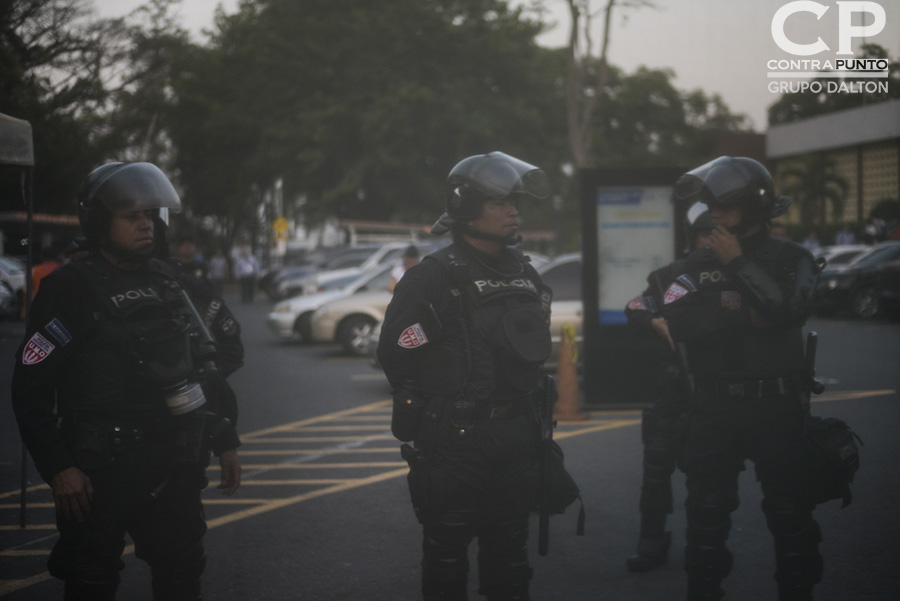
[674,156,791,232]
[431,151,550,244]
[77,162,182,260]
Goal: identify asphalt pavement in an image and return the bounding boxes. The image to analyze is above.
[1,288,899,600]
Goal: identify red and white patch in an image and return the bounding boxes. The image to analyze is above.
[627,296,646,311]
[663,283,689,305]
[398,323,429,349]
[22,333,55,365]
[721,291,742,310]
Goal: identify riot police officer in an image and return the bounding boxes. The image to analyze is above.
[11,162,242,601]
[661,157,820,601]
[377,152,553,601]
[623,202,713,572]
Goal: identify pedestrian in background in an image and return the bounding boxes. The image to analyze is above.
[834,225,856,245]
[235,246,259,303]
[664,156,822,601]
[388,244,420,293]
[208,247,230,297]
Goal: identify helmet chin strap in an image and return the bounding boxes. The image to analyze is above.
[463,224,521,246]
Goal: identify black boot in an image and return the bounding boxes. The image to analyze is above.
[626,531,671,572]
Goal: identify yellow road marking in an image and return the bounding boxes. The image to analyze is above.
[209,462,407,470]
[812,389,895,402]
[283,425,391,431]
[3,388,893,597]
[240,448,399,455]
[242,436,394,443]
[0,484,48,500]
[1,550,49,557]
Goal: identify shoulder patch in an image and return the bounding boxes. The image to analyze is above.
[45,318,72,346]
[664,283,689,305]
[23,332,55,365]
[398,323,429,349]
[675,274,698,292]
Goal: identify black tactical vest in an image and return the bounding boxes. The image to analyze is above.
[428,245,552,401]
[62,257,198,418]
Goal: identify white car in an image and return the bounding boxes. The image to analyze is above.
[285,240,448,296]
[812,244,871,272]
[0,255,26,313]
[266,262,394,340]
[309,290,393,355]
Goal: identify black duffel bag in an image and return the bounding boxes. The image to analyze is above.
[804,416,862,507]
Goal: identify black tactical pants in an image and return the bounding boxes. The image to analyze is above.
[406,401,539,601]
[638,397,688,535]
[679,390,821,601]
[49,437,207,601]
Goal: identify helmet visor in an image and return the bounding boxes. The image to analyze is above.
[93,162,182,215]
[674,156,752,206]
[451,152,550,200]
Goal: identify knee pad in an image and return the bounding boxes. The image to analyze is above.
[686,489,738,540]
[422,512,477,598]
[477,516,532,598]
[763,499,823,588]
[685,544,733,579]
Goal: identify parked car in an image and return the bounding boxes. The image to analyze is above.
[266,262,395,340]
[815,241,900,318]
[367,252,583,368]
[0,255,26,314]
[811,244,871,270]
[310,289,393,355]
[281,240,449,298]
[0,278,16,317]
[537,253,583,369]
[266,243,383,300]
[875,260,900,319]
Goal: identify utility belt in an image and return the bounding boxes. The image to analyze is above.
[64,415,168,470]
[695,372,806,400]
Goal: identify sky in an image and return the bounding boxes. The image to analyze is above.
[94,0,900,132]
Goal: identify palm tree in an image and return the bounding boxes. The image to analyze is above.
[779,154,849,229]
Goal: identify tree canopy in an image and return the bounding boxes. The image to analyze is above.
[3,0,750,249]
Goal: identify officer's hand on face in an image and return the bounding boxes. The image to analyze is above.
[650,317,675,351]
[217,449,241,496]
[51,467,93,522]
[708,225,743,266]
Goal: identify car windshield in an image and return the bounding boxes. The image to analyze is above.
[828,250,866,266]
[0,256,25,274]
[851,244,900,267]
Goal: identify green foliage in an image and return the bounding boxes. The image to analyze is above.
[4,0,749,251]
[592,65,749,168]
[0,0,127,213]
[778,154,849,229]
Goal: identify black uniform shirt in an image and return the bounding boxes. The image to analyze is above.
[661,232,817,378]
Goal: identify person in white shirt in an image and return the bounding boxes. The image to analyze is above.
[234,246,260,303]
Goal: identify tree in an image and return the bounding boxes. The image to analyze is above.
[591,65,748,168]
[563,0,654,168]
[160,0,570,244]
[0,0,127,213]
[779,154,849,229]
